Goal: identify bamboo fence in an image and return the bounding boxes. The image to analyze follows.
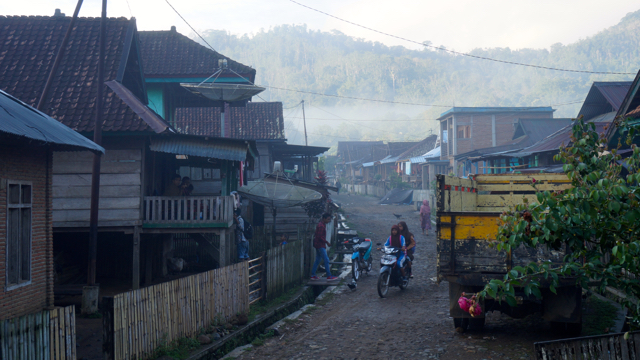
[107,261,249,360]
[0,306,76,360]
[265,240,305,300]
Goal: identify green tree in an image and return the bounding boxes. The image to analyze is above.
[479,117,640,326]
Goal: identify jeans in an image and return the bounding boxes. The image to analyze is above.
[312,247,332,277]
[237,241,249,260]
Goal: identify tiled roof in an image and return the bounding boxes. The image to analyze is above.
[139,30,255,79]
[396,135,438,161]
[0,15,169,133]
[173,102,284,140]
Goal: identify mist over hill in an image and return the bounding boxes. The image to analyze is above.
[199,9,640,148]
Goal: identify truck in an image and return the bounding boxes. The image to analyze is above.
[436,173,582,333]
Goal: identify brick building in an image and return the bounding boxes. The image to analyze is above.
[438,107,555,175]
[0,90,102,320]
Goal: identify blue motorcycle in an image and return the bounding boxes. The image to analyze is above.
[344,237,373,281]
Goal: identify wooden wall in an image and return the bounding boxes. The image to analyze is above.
[52,149,142,227]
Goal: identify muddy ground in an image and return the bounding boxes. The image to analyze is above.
[232,193,571,360]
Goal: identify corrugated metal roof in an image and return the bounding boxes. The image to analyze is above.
[438,107,554,119]
[362,161,375,168]
[577,82,632,121]
[513,118,572,143]
[410,156,426,164]
[149,136,251,162]
[0,89,104,153]
[423,146,441,158]
[380,155,399,164]
[508,122,609,158]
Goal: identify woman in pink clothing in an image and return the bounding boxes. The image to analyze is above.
[420,200,432,235]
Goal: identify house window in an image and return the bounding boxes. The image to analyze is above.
[457,126,470,139]
[6,182,32,288]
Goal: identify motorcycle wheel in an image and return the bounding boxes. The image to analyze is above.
[377,272,390,298]
[352,259,360,281]
[399,277,409,290]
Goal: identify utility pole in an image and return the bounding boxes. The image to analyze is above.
[301,100,308,146]
[37,0,84,111]
[84,0,107,314]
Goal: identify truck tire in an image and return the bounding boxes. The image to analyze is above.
[469,317,485,329]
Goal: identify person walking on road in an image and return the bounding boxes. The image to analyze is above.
[420,199,432,235]
[311,213,338,281]
[234,208,250,261]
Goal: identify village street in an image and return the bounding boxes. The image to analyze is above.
[232,193,568,360]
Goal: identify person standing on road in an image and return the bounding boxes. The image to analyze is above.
[234,208,250,262]
[420,199,432,235]
[311,213,338,281]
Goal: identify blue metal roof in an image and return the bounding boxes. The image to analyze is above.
[438,107,554,119]
[149,136,252,162]
[0,89,104,153]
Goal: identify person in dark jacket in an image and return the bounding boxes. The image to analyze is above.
[311,213,338,280]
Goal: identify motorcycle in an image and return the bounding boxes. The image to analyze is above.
[376,245,411,298]
[347,237,373,281]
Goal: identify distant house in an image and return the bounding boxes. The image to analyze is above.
[577,81,632,122]
[438,107,555,175]
[455,118,572,176]
[394,135,438,187]
[336,141,386,181]
[0,89,103,320]
[606,71,640,146]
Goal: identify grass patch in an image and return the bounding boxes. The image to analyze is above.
[316,291,335,307]
[151,336,200,359]
[582,295,620,336]
[302,305,317,314]
[250,330,274,346]
[248,286,302,322]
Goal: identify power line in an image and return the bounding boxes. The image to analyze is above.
[164,0,218,53]
[289,0,635,75]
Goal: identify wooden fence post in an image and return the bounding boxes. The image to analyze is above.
[102,296,115,360]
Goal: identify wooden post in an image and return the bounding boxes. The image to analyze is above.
[145,237,153,285]
[219,229,227,268]
[132,227,141,290]
[260,252,267,302]
[102,296,115,360]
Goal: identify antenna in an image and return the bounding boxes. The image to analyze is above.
[302,100,308,146]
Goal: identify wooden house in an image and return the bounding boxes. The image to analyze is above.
[0,15,257,293]
[0,89,103,320]
[394,135,438,187]
[438,107,555,175]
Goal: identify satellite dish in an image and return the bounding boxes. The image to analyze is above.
[180,83,265,102]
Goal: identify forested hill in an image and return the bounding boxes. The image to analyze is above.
[199,9,640,145]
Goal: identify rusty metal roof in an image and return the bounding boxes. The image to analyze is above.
[0,89,104,153]
[508,122,609,158]
[149,135,254,162]
[577,82,632,121]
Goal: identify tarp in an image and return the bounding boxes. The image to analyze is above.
[379,188,413,205]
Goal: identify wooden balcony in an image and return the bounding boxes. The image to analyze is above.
[143,196,234,229]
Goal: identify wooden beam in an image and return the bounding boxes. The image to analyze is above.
[132,226,141,290]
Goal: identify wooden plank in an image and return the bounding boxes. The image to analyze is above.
[54,149,142,163]
[52,173,141,187]
[53,197,140,210]
[53,161,141,174]
[477,183,571,192]
[53,208,141,222]
[53,185,141,199]
[475,173,569,182]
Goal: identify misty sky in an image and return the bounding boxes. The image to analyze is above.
[4,0,640,52]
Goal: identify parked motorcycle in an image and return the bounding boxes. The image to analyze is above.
[376,245,411,298]
[346,237,373,281]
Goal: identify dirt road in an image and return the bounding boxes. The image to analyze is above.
[233,194,565,360]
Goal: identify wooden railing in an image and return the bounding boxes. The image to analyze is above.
[0,306,76,360]
[143,195,234,227]
[103,261,249,360]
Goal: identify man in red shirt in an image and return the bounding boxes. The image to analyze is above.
[311,213,338,280]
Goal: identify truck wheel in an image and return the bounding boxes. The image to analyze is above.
[469,317,485,329]
[454,318,469,331]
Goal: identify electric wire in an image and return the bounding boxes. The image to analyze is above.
[165,0,218,53]
[289,0,635,75]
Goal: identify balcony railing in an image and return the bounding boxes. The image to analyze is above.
[143,196,234,228]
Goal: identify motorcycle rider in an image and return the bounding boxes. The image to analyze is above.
[398,221,416,277]
[384,225,408,280]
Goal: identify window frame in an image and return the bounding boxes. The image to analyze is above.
[5,180,33,291]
